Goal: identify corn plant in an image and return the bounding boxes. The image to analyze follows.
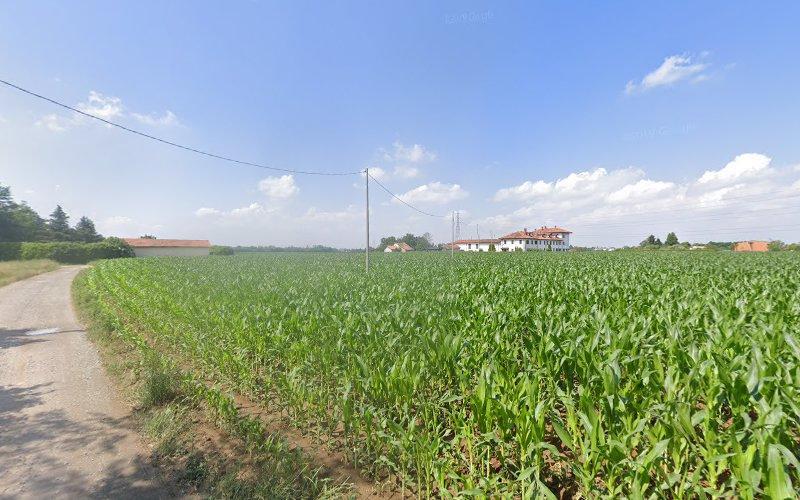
[82,251,800,498]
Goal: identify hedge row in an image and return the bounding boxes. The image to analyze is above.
[0,238,134,264]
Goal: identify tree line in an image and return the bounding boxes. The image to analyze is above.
[639,232,798,251]
[0,183,102,243]
[377,232,437,251]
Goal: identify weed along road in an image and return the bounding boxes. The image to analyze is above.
[0,266,171,499]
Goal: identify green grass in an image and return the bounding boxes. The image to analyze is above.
[80,251,800,498]
[0,259,59,287]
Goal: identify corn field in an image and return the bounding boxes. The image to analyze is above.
[80,251,800,498]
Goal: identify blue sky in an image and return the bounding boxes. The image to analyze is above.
[2,1,799,247]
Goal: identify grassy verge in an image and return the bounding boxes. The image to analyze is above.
[72,269,352,499]
[0,259,59,287]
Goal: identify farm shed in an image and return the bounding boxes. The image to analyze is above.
[123,238,211,257]
[384,242,414,253]
[733,241,769,252]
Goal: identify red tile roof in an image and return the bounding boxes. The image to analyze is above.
[500,226,572,240]
[386,242,414,252]
[733,241,769,252]
[454,239,499,244]
[123,238,211,248]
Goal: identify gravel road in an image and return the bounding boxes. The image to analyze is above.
[0,266,174,499]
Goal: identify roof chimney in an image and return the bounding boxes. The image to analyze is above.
[524,227,528,232]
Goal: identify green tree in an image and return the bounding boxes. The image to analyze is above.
[48,205,72,240]
[488,243,496,252]
[0,184,13,209]
[9,203,49,241]
[0,184,16,240]
[377,236,398,251]
[768,240,785,251]
[378,233,434,251]
[74,216,103,242]
[1,185,49,242]
[665,232,679,246]
[640,234,660,247]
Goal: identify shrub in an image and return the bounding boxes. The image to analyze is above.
[210,245,234,256]
[0,242,23,261]
[1,238,134,263]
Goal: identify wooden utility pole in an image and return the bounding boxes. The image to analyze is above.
[365,168,370,272]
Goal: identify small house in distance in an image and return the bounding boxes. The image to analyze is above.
[733,241,769,252]
[123,238,211,257]
[452,239,497,252]
[384,242,414,253]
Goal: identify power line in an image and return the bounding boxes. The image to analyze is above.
[367,172,448,218]
[0,78,363,176]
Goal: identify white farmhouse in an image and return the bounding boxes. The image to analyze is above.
[123,238,211,257]
[498,227,571,252]
[453,239,498,252]
[453,227,572,252]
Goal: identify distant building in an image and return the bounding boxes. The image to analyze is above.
[450,226,572,252]
[733,241,769,252]
[123,238,211,257]
[384,242,414,253]
[498,226,572,252]
[453,239,497,252]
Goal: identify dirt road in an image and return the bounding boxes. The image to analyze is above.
[0,266,173,499]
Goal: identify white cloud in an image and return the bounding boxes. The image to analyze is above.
[76,91,124,120]
[302,205,360,222]
[131,110,179,126]
[258,175,299,199]
[393,165,421,179]
[606,179,676,203]
[383,142,436,163]
[397,182,468,205]
[554,168,609,193]
[230,202,268,217]
[493,167,644,203]
[695,184,744,207]
[370,142,437,181]
[480,152,800,247]
[626,54,709,94]
[36,114,69,132]
[195,202,275,220]
[493,180,552,201]
[697,153,772,184]
[364,166,387,180]
[195,207,221,217]
[36,90,178,132]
